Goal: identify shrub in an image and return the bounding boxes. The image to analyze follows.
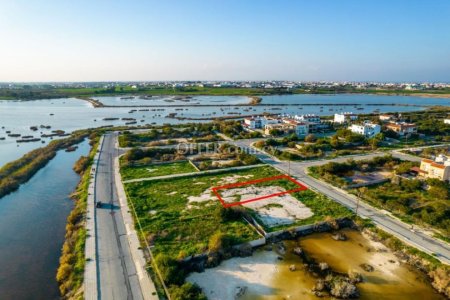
[169,283,207,300]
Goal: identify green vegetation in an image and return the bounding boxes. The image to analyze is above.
[191,143,260,171]
[311,156,450,236]
[402,145,450,159]
[120,161,198,180]
[56,133,100,300]
[125,165,351,298]
[254,130,378,161]
[124,169,262,257]
[118,123,220,147]
[216,120,262,139]
[0,130,92,199]
[0,86,293,100]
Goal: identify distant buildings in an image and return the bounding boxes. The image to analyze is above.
[419,155,450,182]
[349,122,381,138]
[385,122,417,136]
[245,114,322,137]
[334,112,358,124]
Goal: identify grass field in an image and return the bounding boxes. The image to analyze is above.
[124,166,351,257]
[120,160,197,180]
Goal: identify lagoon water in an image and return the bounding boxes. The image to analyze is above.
[0,140,89,299]
[1,94,449,167]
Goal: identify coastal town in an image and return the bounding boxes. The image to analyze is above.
[1,1,450,300]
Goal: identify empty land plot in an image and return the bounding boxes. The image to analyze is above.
[124,166,351,258]
[120,160,197,180]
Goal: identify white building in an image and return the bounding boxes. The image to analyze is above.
[295,114,321,123]
[244,116,280,129]
[334,112,358,123]
[293,114,328,132]
[349,122,381,138]
[444,119,450,125]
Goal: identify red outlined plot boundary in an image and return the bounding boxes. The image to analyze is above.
[212,174,308,208]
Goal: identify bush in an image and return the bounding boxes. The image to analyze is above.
[208,231,232,253]
[73,156,90,174]
[154,254,185,286]
[169,283,207,300]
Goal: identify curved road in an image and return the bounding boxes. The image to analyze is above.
[232,139,450,265]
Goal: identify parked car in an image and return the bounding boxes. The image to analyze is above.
[96,201,103,208]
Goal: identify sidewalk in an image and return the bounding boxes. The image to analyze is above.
[113,137,159,300]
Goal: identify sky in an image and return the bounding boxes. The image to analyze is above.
[1,0,449,82]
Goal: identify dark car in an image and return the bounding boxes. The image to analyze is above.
[96,201,103,208]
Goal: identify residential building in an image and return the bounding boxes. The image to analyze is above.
[295,114,321,123]
[349,122,381,138]
[293,114,328,132]
[379,114,394,122]
[385,122,417,136]
[264,123,295,136]
[243,116,280,129]
[419,155,450,182]
[282,119,309,136]
[334,112,358,123]
[444,119,450,125]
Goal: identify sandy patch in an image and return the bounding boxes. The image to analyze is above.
[188,183,313,227]
[362,232,400,277]
[217,174,254,185]
[187,250,279,300]
[221,186,313,227]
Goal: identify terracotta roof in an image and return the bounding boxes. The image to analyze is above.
[422,158,434,163]
[431,163,446,169]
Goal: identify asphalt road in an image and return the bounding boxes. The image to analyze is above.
[232,139,450,265]
[95,133,144,299]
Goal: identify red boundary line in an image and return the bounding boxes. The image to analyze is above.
[212,174,308,208]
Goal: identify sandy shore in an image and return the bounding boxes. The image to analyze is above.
[186,250,280,300]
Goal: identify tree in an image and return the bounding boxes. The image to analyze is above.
[305,134,317,143]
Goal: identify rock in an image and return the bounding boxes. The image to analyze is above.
[289,264,296,271]
[206,252,220,268]
[388,259,396,264]
[235,243,253,257]
[330,280,359,298]
[331,232,347,241]
[277,256,284,261]
[293,247,303,256]
[313,279,325,292]
[234,286,247,298]
[277,243,286,255]
[319,262,329,271]
[360,263,374,272]
[348,270,363,284]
